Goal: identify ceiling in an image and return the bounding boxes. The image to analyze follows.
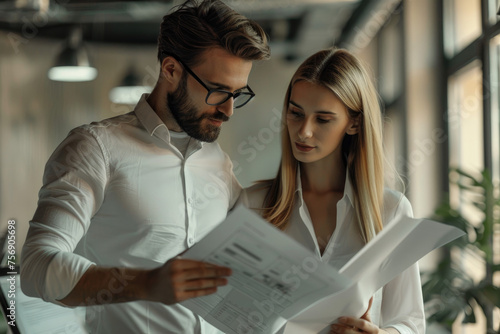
[0,0,368,60]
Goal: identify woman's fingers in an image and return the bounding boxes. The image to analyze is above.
[361,297,373,322]
[331,316,378,333]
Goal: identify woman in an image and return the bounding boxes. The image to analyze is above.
[243,48,425,333]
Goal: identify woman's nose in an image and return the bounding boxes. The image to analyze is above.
[298,119,313,140]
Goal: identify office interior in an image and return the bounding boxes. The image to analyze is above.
[0,0,499,333]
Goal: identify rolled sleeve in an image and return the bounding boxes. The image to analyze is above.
[21,126,108,304]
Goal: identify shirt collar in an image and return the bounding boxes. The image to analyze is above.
[344,171,354,206]
[295,166,305,207]
[134,93,204,148]
[296,164,354,207]
[134,94,166,136]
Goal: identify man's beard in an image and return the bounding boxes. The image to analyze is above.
[167,75,229,143]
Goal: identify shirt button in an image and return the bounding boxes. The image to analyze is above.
[187,198,192,205]
[188,237,194,244]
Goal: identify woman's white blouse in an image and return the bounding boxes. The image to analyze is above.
[242,173,425,334]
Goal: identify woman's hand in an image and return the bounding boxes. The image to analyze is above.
[330,298,398,334]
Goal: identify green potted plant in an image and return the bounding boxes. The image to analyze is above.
[422,168,500,333]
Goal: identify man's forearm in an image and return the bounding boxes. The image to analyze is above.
[58,258,231,307]
[58,265,153,306]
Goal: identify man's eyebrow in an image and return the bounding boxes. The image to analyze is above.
[289,100,335,114]
[206,80,249,92]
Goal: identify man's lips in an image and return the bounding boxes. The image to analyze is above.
[208,118,224,127]
[205,111,229,127]
[295,142,315,152]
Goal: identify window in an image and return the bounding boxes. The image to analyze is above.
[447,62,484,175]
[444,0,482,56]
[488,0,500,24]
[489,35,500,182]
[448,62,484,229]
[444,0,500,331]
[488,34,500,327]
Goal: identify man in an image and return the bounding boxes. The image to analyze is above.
[20,0,270,332]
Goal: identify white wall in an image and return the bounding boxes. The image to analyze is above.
[219,57,298,187]
[404,0,444,220]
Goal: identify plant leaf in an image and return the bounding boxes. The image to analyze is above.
[457,183,482,193]
[461,302,476,324]
[478,284,500,307]
[425,167,499,329]
[454,169,482,186]
[471,200,486,211]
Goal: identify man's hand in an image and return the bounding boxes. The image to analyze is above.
[148,258,232,305]
[329,297,400,334]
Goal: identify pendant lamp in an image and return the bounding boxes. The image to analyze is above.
[109,67,152,104]
[48,26,97,82]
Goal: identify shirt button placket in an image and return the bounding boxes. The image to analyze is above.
[183,160,196,247]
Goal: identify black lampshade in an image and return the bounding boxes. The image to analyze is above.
[48,27,97,82]
[109,67,152,104]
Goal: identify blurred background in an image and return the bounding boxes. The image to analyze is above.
[0,0,499,333]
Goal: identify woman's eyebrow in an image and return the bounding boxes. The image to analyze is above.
[289,100,303,109]
[289,101,335,114]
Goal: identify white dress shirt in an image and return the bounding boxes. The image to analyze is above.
[21,94,241,334]
[243,169,425,334]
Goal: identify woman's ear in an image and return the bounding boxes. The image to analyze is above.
[346,116,360,135]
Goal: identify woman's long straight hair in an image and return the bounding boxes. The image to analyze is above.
[261,48,388,243]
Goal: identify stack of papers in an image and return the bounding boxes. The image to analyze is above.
[181,205,464,333]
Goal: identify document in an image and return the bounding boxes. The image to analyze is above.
[181,205,464,334]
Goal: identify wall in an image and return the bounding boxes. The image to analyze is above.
[404,0,444,220]
[219,58,298,187]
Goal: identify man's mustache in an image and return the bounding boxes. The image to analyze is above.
[203,111,229,122]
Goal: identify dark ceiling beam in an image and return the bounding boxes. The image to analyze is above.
[336,0,401,49]
[0,21,161,44]
[336,0,374,47]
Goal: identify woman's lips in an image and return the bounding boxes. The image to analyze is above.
[295,142,315,152]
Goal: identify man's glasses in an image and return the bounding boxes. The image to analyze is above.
[174,57,255,109]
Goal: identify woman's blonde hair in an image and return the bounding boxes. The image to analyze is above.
[261,48,386,243]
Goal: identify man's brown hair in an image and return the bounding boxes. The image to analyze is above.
[158,0,271,67]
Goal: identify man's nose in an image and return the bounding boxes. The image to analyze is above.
[218,98,234,118]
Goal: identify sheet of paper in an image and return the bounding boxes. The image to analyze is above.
[181,206,464,334]
[0,274,87,334]
[181,205,352,334]
[282,215,466,333]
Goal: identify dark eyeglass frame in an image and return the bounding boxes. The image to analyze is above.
[172,56,255,109]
